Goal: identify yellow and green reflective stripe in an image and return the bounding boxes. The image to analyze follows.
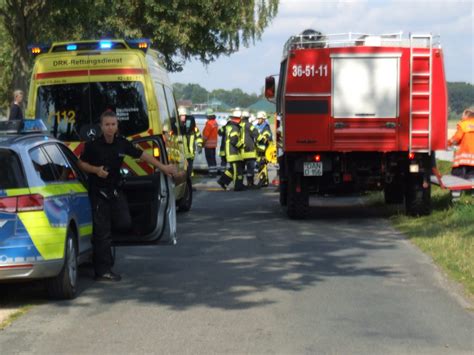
[79,223,93,238]
[18,211,66,260]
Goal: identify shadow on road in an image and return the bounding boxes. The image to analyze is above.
[1,188,404,313]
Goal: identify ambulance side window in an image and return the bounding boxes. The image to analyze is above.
[29,147,57,183]
[163,86,178,135]
[155,84,170,131]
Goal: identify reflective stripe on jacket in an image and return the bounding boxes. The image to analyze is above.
[225,121,242,162]
[183,127,203,159]
[240,120,259,159]
[450,117,474,167]
[218,126,226,157]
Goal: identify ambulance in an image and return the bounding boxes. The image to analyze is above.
[26,39,192,244]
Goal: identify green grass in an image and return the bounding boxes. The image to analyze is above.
[389,161,474,299]
[0,306,32,330]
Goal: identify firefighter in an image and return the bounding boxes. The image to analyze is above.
[178,107,203,177]
[240,110,259,188]
[448,108,474,179]
[255,111,273,186]
[218,118,228,175]
[217,109,244,191]
[202,110,218,177]
[79,110,176,281]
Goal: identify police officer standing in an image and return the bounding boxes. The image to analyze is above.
[79,110,176,282]
[217,109,244,191]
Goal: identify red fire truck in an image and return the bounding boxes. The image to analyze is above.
[265,31,447,218]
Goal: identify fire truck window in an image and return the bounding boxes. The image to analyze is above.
[332,57,399,118]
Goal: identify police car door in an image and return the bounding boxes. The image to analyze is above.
[112,136,176,245]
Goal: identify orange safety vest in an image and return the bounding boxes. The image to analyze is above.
[203,118,218,148]
[449,117,474,167]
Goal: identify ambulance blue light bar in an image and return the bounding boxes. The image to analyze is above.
[99,41,113,49]
[126,39,151,52]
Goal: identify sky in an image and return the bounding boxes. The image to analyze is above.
[169,0,474,95]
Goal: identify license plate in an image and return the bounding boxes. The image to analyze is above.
[303,162,323,176]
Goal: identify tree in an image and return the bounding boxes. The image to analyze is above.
[0,0,279,107]
[447,82,474,119]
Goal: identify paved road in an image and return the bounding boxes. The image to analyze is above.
[0,180,473,354]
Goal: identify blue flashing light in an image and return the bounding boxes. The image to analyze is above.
[66,44,77,51]
[99,41,112,49]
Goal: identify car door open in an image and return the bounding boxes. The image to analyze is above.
[112,136,177,245]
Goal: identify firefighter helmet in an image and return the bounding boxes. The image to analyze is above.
[257,111,267,120]
[178,106,188,116]
[242,110,250,118]
[232,109,242,118]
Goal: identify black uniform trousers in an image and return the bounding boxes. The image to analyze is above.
[243,158,256,184]
[205,148,217,175]
[90,190,131,276]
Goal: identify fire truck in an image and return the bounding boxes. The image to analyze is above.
[265,31,447,218]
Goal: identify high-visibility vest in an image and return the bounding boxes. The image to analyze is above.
[183,127,203,159]
[450,117,474,167]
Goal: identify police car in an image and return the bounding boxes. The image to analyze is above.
[0,119,92,299]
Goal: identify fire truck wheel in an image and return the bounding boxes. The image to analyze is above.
[287,174,309,219]
[279,180,288,206]
[405,175,431,216]
[177,178,193,212]
[384,180,404,204]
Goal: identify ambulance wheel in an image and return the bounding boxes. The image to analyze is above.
[405,174,431,216]
[177,178,193,212]
[47,228,78,299]
[287,174,309,219]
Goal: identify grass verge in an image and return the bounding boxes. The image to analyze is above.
[0,305,32,330]
[390,160,474,299]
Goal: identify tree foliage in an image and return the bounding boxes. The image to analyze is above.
[0,0,279,108]
[447,82,474,119]
[173,82,261,109]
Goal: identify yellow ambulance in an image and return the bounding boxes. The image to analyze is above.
[26,39,192,245]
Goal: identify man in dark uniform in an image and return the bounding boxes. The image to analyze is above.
[79,110,176,281]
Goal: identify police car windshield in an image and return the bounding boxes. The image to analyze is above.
[0,149,27,189]
[35,82,149,141]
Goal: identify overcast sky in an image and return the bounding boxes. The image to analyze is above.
[169,0,473,95]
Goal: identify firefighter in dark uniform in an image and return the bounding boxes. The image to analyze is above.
[218,124,227,174]
[256,111,273,187]
[240,111,259,188]
[79,111,176,281]
[217,110,244,191]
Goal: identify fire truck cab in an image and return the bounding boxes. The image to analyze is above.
[265,31,447,218]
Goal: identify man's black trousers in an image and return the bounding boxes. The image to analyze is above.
[90,191,131,276]
[205,147,217,175]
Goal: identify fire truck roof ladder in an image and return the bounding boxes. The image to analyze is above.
[409,33,433,154]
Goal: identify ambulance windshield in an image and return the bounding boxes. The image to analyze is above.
[35,81,149,141]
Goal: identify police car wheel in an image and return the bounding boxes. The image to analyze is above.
[46,229,78,300]
[177,178,193,212]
